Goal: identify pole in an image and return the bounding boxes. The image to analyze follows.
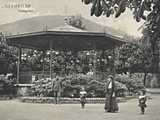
[93,39,97,79]
[17,46,21,84]
[49,41,53,79]
[42,50,45,77]
[113,46,116,79]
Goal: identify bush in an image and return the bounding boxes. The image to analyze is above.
[30,73,130,97]
[0,74,16,96]
[115,73,144,95]
[30,78,54,97]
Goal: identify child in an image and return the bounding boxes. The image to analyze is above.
[138,90,147,114]
[80,88,87,109]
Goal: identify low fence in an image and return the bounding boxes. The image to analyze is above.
[18,97,135,104]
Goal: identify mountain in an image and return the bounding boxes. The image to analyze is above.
[0,15,124,37]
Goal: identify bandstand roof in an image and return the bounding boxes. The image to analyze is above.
[6,24,126,51]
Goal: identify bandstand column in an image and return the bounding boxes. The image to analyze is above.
[42,50,45,76]
[49,41,53,79]
[17,46,22,84]
[93,39,97,79]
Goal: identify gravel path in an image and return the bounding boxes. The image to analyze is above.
[0,95,160,120]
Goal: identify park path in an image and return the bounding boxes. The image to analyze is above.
[0,95,160,120]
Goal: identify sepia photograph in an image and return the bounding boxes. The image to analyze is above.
[0,0,160,120]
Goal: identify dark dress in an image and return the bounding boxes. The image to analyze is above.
[104,79,119,112]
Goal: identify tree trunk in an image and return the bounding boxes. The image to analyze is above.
[143,72,147,87]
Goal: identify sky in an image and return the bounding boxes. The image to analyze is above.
[0,0,144,36]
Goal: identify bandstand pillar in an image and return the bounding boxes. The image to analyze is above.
[17,46,22,84]
[42,50,45,76]
[49,41,53,79]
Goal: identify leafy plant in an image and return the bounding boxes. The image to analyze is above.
[82,0,160,86]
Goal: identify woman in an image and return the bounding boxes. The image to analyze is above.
[104,75,119,112]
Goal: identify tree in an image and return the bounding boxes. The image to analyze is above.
[116,42,152,86]
[82,0,160,87]
[0,33,17,75]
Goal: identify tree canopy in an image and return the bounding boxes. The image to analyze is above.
[0,33,17,74]
[82,0,160,73]
[82,0,154,21]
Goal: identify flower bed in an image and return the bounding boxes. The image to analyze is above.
[18,97,128,104]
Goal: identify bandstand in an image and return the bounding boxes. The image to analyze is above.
[6,23,125,95]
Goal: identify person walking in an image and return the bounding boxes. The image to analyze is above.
[104,75,118,112]
[138,90,147,114]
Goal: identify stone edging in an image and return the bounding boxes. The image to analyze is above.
[18,96,135,104]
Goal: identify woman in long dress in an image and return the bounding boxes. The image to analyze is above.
[104,75,119,112]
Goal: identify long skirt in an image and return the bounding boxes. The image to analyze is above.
[104,94,119,112]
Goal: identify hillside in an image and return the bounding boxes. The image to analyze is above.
[0,15,124,37]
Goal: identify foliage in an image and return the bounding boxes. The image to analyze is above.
[82,0,153,21]
[0,34,17,74]
[22,50,115,75]
[22,42,152,75]
[30,75,89,97]
[115,73,144,94]
[20,50,44,71]
[31,77,56,97]
[30,74,129,97]
[0,74,16,96]
[82,0,160,73]
[116,42,152,73]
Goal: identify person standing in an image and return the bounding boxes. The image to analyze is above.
[80,87,87,109]
[53,77,62,104]
[138,90,147,114]
[104,75,118,112]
